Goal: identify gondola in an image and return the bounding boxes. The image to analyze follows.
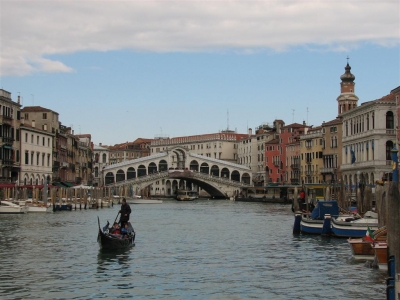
[97,216,135,250]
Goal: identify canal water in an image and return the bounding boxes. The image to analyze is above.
[0,200,387,300]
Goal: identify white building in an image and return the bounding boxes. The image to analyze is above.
[19,121,54,185]
[340,93,397,186]
[93,144,110,186]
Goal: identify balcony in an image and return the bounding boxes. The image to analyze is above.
[1,159,14,166]
[340,159,390,171]
[1,136,14,144]
[306,160,312,164]
[342,128,396,143]
[320,167,335,174]
[290,164,300,169]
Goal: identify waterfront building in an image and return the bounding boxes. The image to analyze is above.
[394,86,400,150]
[340,92,397,186]
[75,134,93,185]
[300,126,324,184]
[238,121,282,186]
[109,138,151,164]
[283,122,309,185]
[265,137,280,184]
[0,89,21,183]
[321,118,342,184]
[19,120,53,185]
[151,131,246,164]
[93,143,110,186]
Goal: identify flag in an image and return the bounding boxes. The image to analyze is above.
[351,150,356,164]
[365,226,375,243]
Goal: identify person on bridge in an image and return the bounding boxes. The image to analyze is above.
[119,198,131,229]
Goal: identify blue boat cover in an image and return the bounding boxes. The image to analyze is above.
[311,201,339,220]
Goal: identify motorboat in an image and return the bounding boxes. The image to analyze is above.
[371,242,388,271]
[0,200,28,214]
[347,226,387,260]
[331,211,379,238]
[296,200,340,235]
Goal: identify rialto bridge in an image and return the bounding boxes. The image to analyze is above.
[102,147,252,198]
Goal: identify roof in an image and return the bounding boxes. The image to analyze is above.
[21,106,59,114]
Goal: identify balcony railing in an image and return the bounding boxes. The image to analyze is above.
[290,164,300,169]
[320,167,335,174]
[1,159,14,166]
[1,136,14,143]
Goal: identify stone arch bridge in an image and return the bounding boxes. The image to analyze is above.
[102,147,252,198]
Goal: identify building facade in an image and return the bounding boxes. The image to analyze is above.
[0,89,21,183]
[19,121,53,185]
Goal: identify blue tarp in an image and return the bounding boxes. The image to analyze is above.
[311,200,339,220]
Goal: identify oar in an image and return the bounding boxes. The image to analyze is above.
[114,212,120,224]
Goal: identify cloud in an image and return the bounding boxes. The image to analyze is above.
[1,0,398,76]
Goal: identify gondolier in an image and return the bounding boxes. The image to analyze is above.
[119,198,131,229]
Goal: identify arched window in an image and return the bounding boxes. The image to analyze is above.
[386,141,394,160]
[386,111,394,129]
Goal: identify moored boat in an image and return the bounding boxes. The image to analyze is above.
[347,226,387,260]
[331,211,378,238]
[0,200,28,214]
[176,190,198,201]
[97,217,135,250]
[128,199,163,204]
[371,242,388,271]
[298,200,339,235]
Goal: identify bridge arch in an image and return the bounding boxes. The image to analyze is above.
[211,165,219,176]
[138,165,147,177]
[242,172,251,184]
[221,167,229,179]
[200,162,209,174]
[231,170,240,182]
[127,167,136,179]
[189,160,199,171]
[116,170,125,182]
[148,162,157,174]
[105,172,114,185]
[159,160,168,171]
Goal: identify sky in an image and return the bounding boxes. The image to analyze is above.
[1,0,399,146]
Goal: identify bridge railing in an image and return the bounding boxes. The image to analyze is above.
[191,170,252,188]
[106,170,252,188]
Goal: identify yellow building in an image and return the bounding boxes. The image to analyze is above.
[300,126,324,184]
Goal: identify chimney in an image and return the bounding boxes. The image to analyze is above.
[32,120,35,128]
[248,128,252,136]
[18,96,20,104]
[99,143,102,146]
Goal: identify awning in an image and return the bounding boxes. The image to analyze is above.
[2,145,12,149]
[51,182,64,188]
[60,182,75,187]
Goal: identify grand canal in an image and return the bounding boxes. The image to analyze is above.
[0,200,387,299]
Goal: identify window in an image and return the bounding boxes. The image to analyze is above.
[24,113,29,120]
[30,152,34,165]
[42,153,45,166]
[386,111,394,129]
[42,137,45,146]
[36,153,39,165]
[25,151,29,164]
[25,133,28,142]
[37,136,39,145]
[31,134,33,143]
[43,113,47,119]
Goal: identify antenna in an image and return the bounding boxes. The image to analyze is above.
[306,107,309,125]
[292,109,295,123]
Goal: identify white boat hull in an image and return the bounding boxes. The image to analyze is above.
[128,199,163,204]
[0,201,28,214]
[26,205,52,213]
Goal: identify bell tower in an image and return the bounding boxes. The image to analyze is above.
[337,58,359,115]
